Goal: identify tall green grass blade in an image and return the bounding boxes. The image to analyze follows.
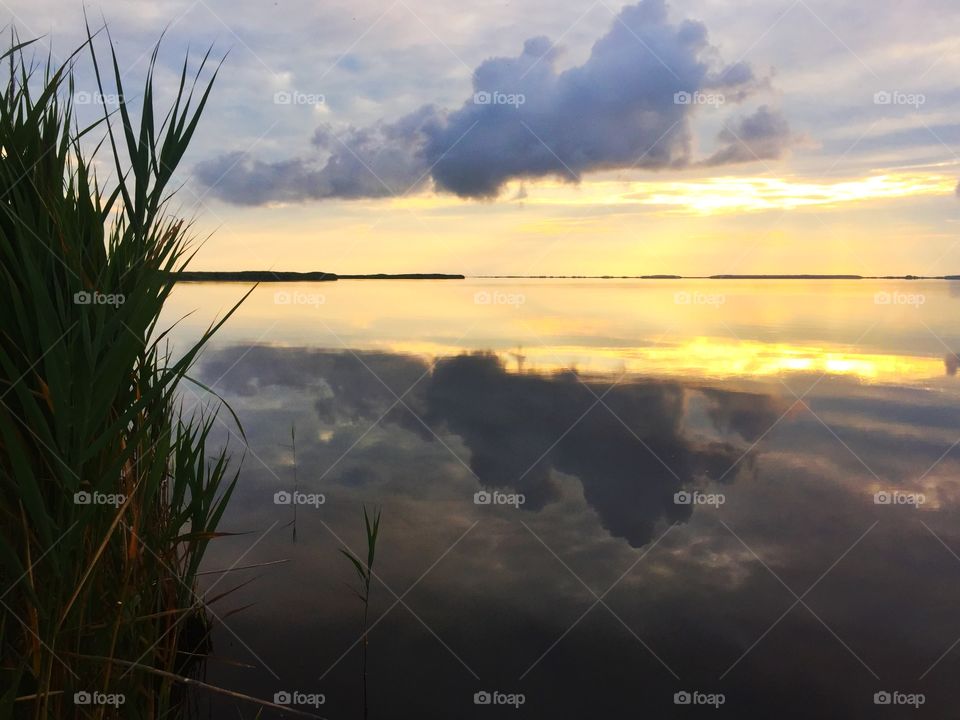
[0,28,246,719]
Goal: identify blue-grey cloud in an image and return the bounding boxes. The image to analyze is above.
[195,0,793,204]
[701,105,795,166]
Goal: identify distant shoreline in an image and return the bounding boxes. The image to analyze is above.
[477,274,960,280]
[172,271,960,282]
[173,271,465,282]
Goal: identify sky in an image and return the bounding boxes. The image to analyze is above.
[5,0,960,274]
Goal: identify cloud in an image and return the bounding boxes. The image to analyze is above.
[197,345,776,547]
[416,352,769,546]
[194,106,442,204]
[702,387,790,441]
[701,105,796,166]
[190,342,960,717]
[195,0,792,205]
[945,353,958,376]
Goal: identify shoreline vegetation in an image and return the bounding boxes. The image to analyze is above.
[0,30,312,719]
[173,271,960,282]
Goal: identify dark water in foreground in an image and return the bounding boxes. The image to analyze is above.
[161,280,960,718]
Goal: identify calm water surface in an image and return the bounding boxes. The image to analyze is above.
[160,280,960,718]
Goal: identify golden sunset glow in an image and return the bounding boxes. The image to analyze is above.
[10,1,960,715]
[165,280,959,388]
[623,173,958,215]
[385,171,958,216]
[380,337,947,383]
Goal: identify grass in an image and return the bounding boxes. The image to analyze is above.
[340,506,381,720]
[0,28,257,718]
[280,425,299,541]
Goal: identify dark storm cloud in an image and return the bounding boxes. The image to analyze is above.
[194,0,792,204]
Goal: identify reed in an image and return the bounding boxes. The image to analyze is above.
[340,506,381,720]
[280,425,299,542]
[0,28,251,718]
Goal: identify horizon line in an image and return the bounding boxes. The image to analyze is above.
[174,270,960,282]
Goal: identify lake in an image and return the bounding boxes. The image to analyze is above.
[161,279,960,718]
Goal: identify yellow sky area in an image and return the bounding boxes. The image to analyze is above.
[387,170,957,216]
[381,336,949,384]
[190,166,958,274]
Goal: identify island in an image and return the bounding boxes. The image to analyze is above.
[173,271,465,282]
[478,274,960,280]
[707,274,863,280]
[172,271,960,282]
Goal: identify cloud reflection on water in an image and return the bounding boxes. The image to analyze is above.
[194,344,960,718]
